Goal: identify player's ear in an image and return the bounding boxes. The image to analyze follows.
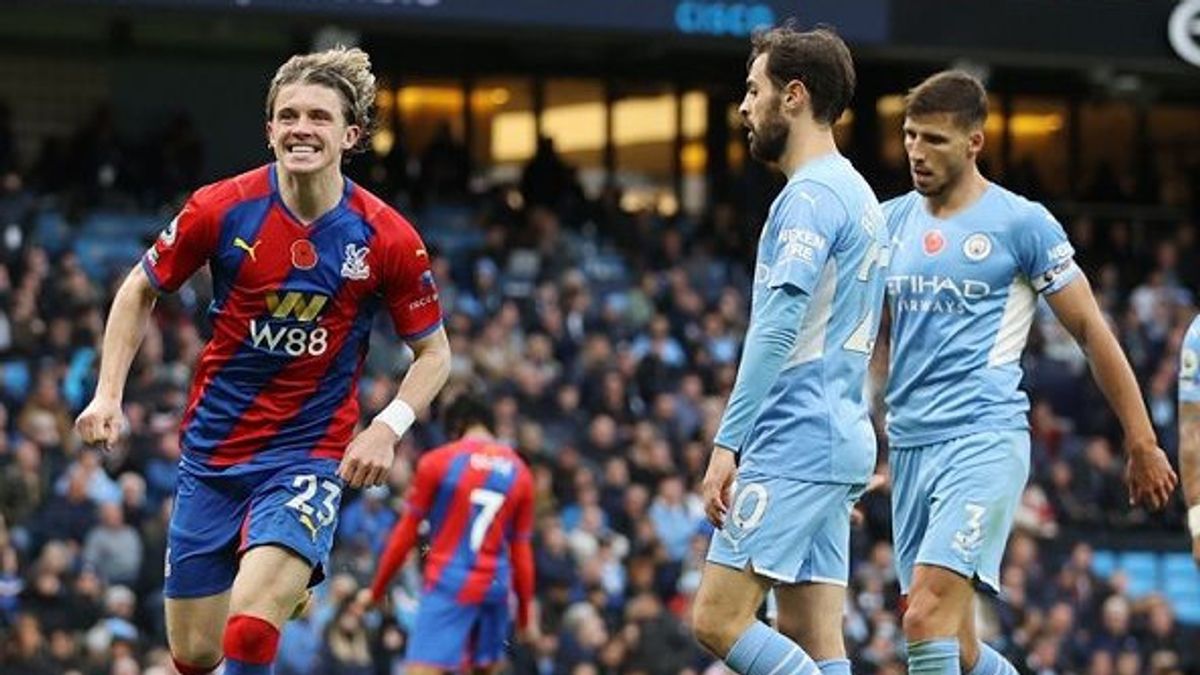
[782,79,809,115]
[967,127,985,156]
[342,124,362,152]
[265,121,274,150]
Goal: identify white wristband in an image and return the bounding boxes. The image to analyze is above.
[374,399,415,438]
[1188,505,1200,539]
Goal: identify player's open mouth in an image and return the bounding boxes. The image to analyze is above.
[287,144,320,156]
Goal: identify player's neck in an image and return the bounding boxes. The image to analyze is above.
[461,426,494,442]
[277,166,344,225]
[778,126,837,179]
[925,167,988,219]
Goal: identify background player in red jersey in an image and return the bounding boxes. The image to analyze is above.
[369,394,537,675]
[73,47,451,675]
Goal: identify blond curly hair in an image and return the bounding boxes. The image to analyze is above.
[265,45,376,153]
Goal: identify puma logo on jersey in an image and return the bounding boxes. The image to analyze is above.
[299,513,320,542]
[233,237,261,261]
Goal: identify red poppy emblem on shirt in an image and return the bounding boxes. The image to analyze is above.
[291,240,318,270]
[923,229,945,256]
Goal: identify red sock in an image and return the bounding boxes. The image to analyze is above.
[222,613,281,666]
[172,655,222,675]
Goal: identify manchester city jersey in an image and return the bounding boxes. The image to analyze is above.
[739,153,888,484]
[883,183,1079,447]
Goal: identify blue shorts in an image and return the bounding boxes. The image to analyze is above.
[890,430,1030,595]
[406,588,511,669]
[706,474,864,585]
[164,459,344,599]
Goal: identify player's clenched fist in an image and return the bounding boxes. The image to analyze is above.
[75,398,124,450]
[339,421,397,488]
[702,446,737,528]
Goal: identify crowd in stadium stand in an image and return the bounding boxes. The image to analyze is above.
[0,103,1199,675]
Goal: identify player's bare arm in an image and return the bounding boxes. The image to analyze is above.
[75,264,159,450]
[1179,399,1200,563]
[395,324,453,416]
[1045,273,1177,509]
[339,325,451,488]
[864,301,892,495]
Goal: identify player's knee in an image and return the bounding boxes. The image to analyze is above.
[170,644,223,674]
[902,591,949,640]
[168,621,224,670]
[229,570,308,619]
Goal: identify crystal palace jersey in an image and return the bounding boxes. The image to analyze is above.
[141,164,442,475]
[883,183,1079,447]
[407,438,534,604]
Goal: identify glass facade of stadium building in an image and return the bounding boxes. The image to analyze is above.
[0,0,1198,220]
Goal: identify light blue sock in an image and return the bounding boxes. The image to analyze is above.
[817,658,852,675]
[726,621,820,675]
[966,642,1017,675]
[908,638,960,675]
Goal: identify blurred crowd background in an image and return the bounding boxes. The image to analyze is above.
[0,84,1198,675]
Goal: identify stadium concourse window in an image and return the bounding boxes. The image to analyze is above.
[372,80,398,156]
[472,77,536,184]
[727,102,746,175]
[680,89,708,214]
[393,77,470,202]
[1078,101,1137,201]
[394,78,466,153]
[612,84,708,215]
[541,78,606,197]
[1008,97,1069,198]
[1149,104,1200,207]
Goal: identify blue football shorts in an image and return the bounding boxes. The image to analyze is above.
[164,459,344,599]
[406,588,511,669]
[707,472,864,586]
[889,429,1030,595]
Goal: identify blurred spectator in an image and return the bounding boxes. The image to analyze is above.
[522,136,575,211]
[316,597,374,675]
[336,485,397,557]
[82,502,142,587]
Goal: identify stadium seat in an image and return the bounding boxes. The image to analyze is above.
[1172,591,1200,625]
[1117,552,1160,598]
[1164,554,1200,597]
[73,236,146,281]
[32,210,71,255]
[1164,553,1195,577]
[82,211,162,239]
[1090,549,1117,579]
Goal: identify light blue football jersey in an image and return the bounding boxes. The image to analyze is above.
[883,183,1079,447]
[1179,315,1200,403]
[737,152,888,484]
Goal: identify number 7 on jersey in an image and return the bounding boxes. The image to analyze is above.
[468,488,506,552]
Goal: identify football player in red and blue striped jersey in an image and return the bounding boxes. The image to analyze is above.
[75,46,451,675]
[370,394,536,674]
